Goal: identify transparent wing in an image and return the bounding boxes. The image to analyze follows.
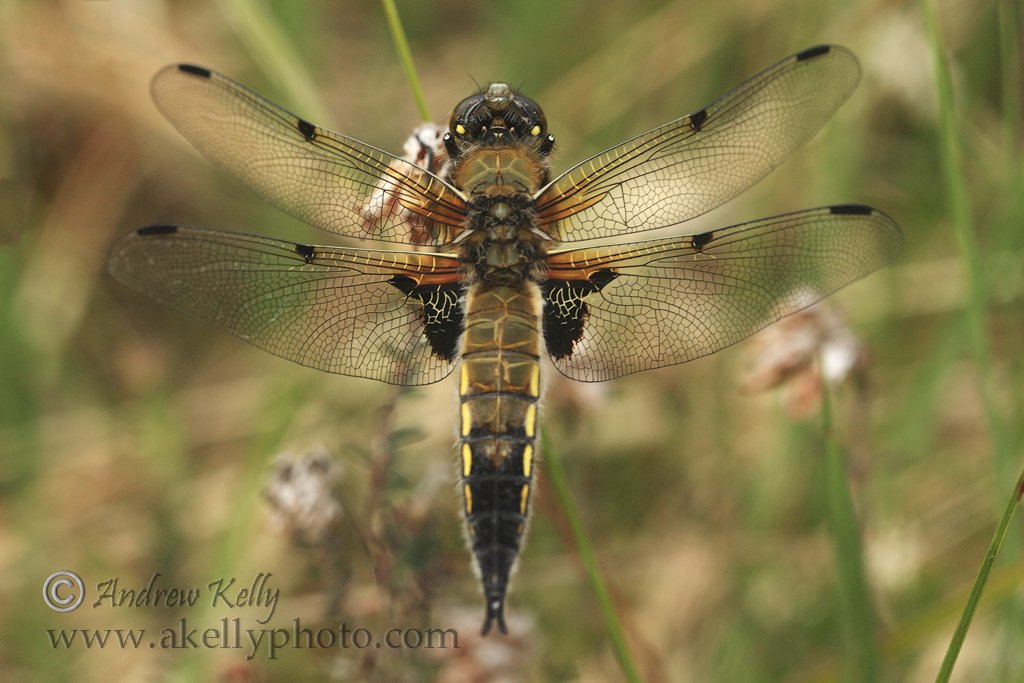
[540,205,902,381]
[151,65,467,246]
[108,225,465,385]
[534,45,861,242]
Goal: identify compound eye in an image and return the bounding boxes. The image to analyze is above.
[529,125,542,136]
[454,123,466,136]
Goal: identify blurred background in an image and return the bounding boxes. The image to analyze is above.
[1,0,1022,681]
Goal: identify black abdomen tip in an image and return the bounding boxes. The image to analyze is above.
[178,64,211,78]
[137,224,178,236]
[796,45,831,61]
[480,596,508,637]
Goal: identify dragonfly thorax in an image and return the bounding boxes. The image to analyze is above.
[460,193,548,284]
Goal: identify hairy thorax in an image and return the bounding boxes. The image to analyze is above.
[451,147,550,285]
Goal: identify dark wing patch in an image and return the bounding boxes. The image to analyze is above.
[691,231,714,250]
[137,224,178,236]
[387,276,464,361]
[830,203,873,216]
[178,64,211,78]
[689,108,708,131]
[542,206,902,381]
[796,45,831,61]
[296,118,317,141]
[108,226,464,385]
[540,269,619,360]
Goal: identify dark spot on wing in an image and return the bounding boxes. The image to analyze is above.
[178,64,211,78]
[294,243,315,260]
[137,225,178,236]
[388,274,417,296]
[542,269,619,360]
[690,108,708,132]
[796,45,830,62]
[388,276,464,361]
[297,119,317,141]
[589,269,619,289]
[830,204,872,216]
[692,231,714,250]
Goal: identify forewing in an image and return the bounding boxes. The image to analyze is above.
[108,226,464,385]
[535,45,861,242]
[541,205,902,381]
[151,65,467,245]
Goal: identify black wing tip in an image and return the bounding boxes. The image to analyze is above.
[480,597,509,637]
[829,203,874,216]
[796,45,832,61]
[136,224,178,236]
[177,64,212,78]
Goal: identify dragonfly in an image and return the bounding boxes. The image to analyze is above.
[108,45,903,636]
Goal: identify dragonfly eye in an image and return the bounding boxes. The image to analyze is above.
[510,92,547,134]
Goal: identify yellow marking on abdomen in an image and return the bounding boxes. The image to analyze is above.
[519,485,529,514]
[462,443,472,477]
[461,402,472,437]
[522,443,533,477]
[464,484,473,514]
[460,364,470,394]
[524,403,537,438]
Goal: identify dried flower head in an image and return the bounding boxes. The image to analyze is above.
[264,449,343,544]
[741,303,864,417]
[360,122,451,245]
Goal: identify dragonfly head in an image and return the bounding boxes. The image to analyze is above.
[444,83,554,158]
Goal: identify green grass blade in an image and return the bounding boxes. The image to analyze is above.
[919,0,978,309]
[920,1,1020,675]
[542,430,645,683]
[380,0,431,122]
[821,383,879,682]
[935,465,1024,683]
[919,0,1007,449]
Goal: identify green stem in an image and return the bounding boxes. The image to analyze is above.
[935,465,1024,683]
[821,383,879,682]
[380,0,431,122]
[919,0,1006,456]
[921,1,1020,676]
[542,430,645,683]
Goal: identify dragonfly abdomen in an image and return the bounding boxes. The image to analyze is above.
[458,282,542,635]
